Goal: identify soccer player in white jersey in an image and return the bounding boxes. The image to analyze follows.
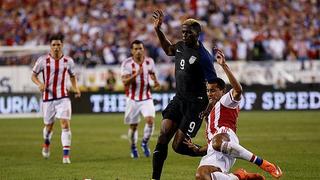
[31,33,81,164]
[185,49,282,179]
[120,40,160,158]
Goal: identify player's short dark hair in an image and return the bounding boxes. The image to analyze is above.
[182,19,202,34]
[208,78,226,90]
[49,33,64,43]
[130,40,144,49]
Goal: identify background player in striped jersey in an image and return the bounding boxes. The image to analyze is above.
[120,40,160,158]
[185,49,282,180]
[31,33,81,164]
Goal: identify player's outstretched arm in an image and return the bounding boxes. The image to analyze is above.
[153,10,176,56]
[70,76,81,98]
[215,49,242,101]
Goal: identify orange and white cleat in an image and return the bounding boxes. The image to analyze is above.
[234,168,265,180]
[260,160,282,179]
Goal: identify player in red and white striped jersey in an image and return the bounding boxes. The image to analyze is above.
[31,33,81,164]
[121,40,160,158]
[186,49,282,179]
[32,54,76,101]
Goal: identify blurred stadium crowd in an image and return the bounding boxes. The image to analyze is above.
[0,0,319,66]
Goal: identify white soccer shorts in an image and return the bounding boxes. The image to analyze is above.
[42,98,72,125]
[124,98,155,125]
[198,126,239,173]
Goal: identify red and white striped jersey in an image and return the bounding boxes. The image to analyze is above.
[206,89,240,141]
[120,57,156,101]
[32,54,76,101]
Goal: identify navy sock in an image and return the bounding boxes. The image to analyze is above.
[254,156,263,166]
[44,139,50,146]
[63,149,69,156]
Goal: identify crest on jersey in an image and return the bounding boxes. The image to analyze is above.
[189,56,197,64]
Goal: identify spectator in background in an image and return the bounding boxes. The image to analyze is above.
[103,46,117,65]
[236,37,248,61]
[269,31,286,60]
[0,0,319,65]
[105,69,117,92]
[293,35,310,70]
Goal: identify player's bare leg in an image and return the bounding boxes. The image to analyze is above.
[213,133,282,179]
[42,123,54,158]
[141,116,154,157]
[60,119,71,164]
[196,165,221,180]
[129,123,139,158]
[152,119,178,180]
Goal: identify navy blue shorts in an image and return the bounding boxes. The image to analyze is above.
[162,96,208,138]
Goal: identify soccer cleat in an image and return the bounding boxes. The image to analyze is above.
[260,160,282,179]
[234,168,265,180]
[62,156,71,164]
[141,142,151,157]
[131,146,139,158]
[42,144,50,159]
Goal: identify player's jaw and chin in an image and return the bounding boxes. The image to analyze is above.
[182,37,198,47]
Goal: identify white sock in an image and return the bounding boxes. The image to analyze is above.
[142,123,154,143]
[61,128,71,156]
[43,127,53,145]
[221,141,253,162]
[128,128,138,146]
[211,172,239,180]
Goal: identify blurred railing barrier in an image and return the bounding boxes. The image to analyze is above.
[0,61,319,93]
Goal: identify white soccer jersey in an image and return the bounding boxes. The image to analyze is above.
[32,54,76,101]
[206,89,241,141]
[120,57,156,101]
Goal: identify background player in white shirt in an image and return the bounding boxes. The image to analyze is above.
[31,33,81,164]
[185,49,282,179]
[121,40,160,158]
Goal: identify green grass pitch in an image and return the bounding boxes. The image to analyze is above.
[0,111,319,180]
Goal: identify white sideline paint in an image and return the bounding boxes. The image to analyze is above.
[0,113,41,119]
